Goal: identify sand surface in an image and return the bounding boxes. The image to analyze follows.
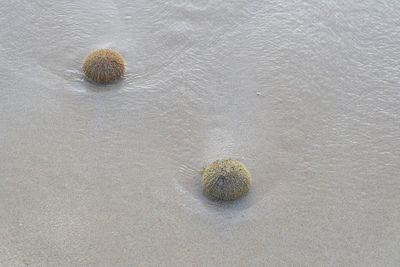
[1,1,400,266]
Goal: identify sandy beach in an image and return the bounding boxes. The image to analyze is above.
[1,1,399,266]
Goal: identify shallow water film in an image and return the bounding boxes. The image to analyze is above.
[1,0,400,266]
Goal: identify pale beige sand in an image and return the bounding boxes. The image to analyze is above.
[1,1,399,266]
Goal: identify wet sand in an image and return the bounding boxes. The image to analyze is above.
[1,1,400,266]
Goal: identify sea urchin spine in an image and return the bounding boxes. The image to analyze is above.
[82,48,125,84]
[202,159,252,201]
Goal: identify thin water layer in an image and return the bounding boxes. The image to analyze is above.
[1,0,400,266]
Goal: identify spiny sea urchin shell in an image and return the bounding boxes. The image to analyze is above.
[82,48,125,83]
[202,159,252,201]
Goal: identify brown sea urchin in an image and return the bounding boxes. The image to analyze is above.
[82,49,125,83]
[202,159,252,201]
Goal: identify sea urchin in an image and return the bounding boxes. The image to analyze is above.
[82,48,125,83]
[202,159,252,201]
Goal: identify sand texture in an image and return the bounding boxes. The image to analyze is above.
[1,1,400,266]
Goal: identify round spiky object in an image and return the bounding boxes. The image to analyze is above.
[82,48,125,83]
[202,159,252,201]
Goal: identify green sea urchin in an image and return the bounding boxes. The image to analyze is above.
[82,49,125,83]
[202,159,252,201]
